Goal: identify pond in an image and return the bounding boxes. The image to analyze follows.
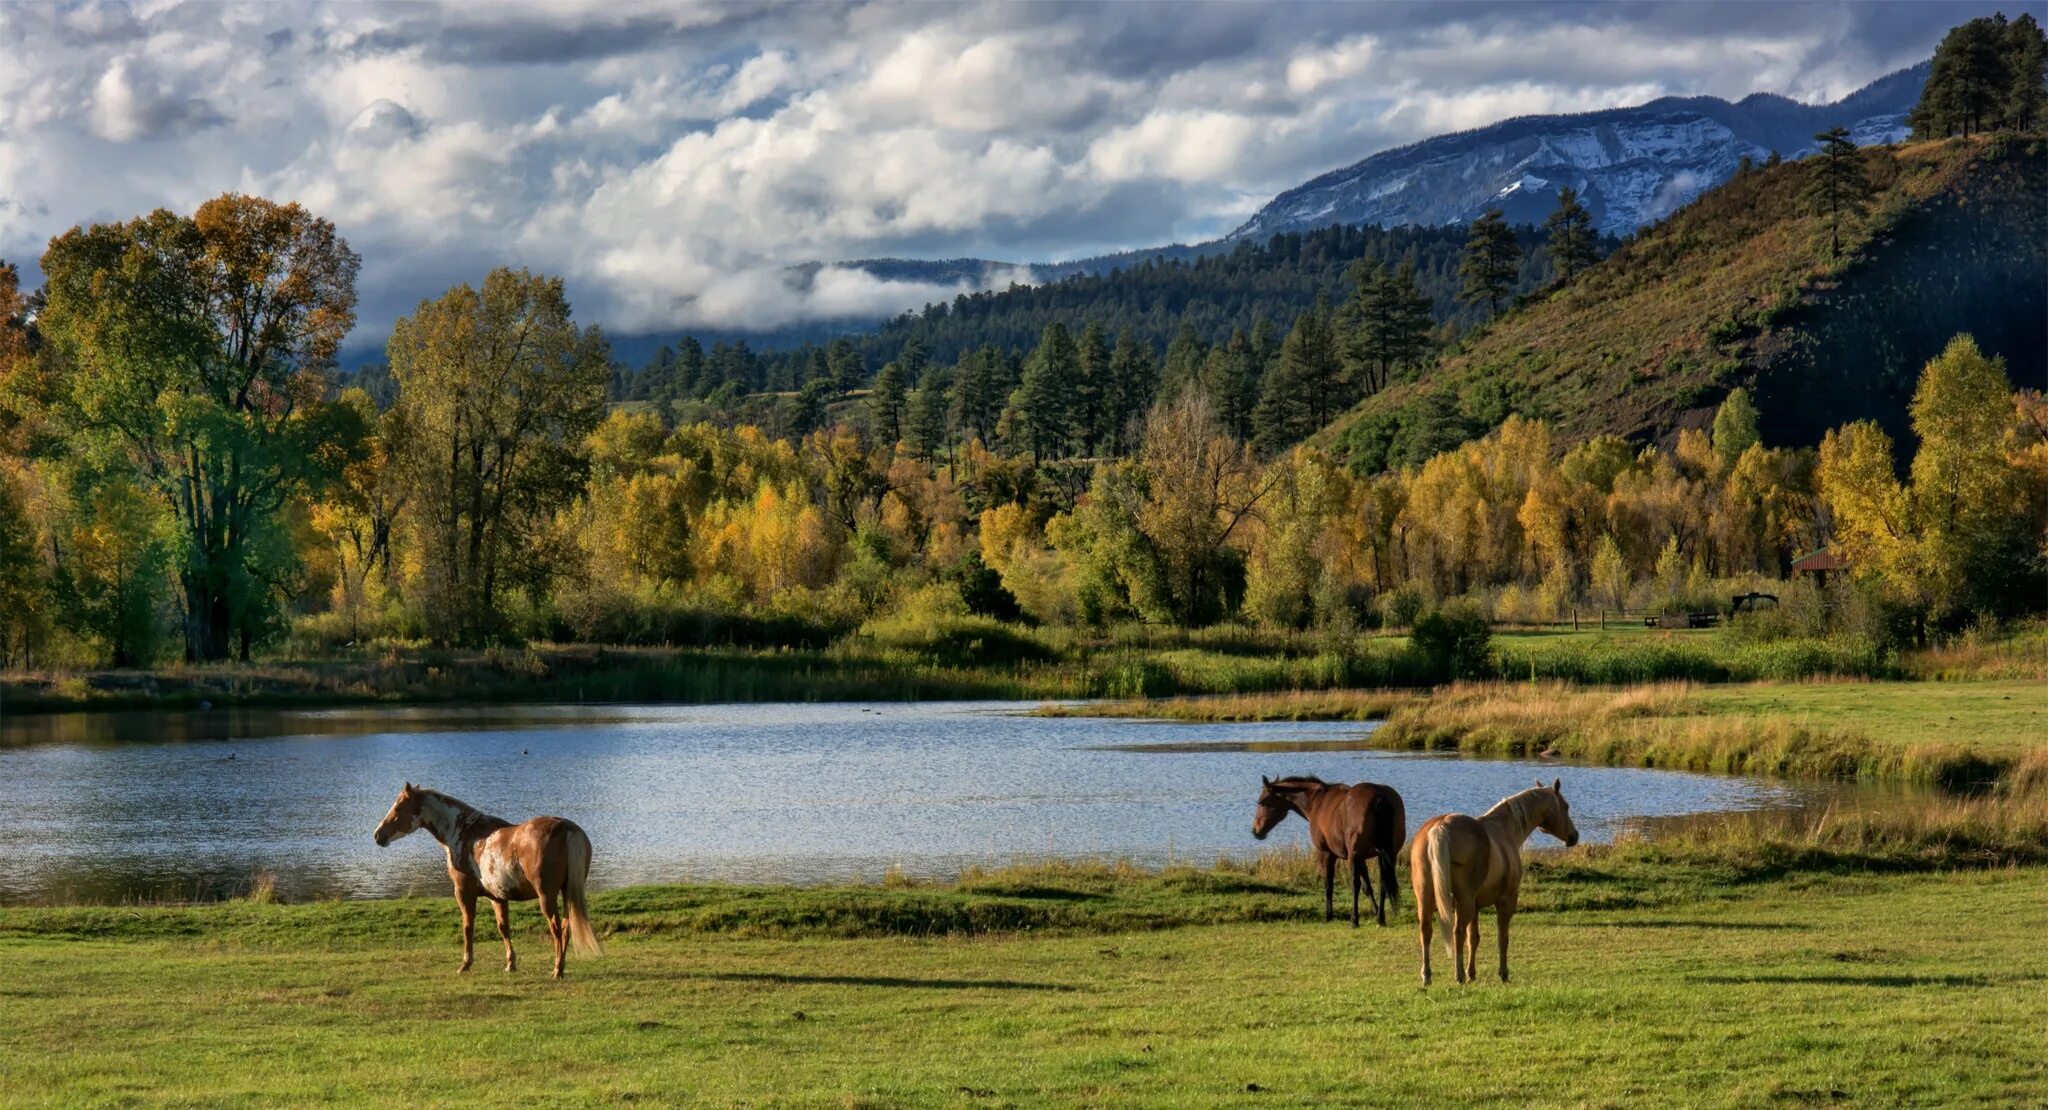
[0,701,1820,904]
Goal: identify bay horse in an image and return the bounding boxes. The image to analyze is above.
[1252,775,1407,927]
[1410,777,1579,987]
[372,783,600,978]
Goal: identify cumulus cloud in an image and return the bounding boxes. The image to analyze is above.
[0,0,1976,348]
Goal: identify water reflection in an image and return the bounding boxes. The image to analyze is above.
[0,701,1825,904]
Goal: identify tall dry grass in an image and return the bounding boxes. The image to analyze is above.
[1036,689,1422,722]
[1373,682,2025,792]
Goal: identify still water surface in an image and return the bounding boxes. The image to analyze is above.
[0,701,1813,903]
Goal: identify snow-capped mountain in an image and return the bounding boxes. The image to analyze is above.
[1229,64,1928,240]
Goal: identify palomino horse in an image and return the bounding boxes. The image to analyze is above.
[1410,778,1579,986]
[1252,775,1407,927]
[373,783,600,978]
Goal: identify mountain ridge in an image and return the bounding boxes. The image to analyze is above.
[1230,63,1929,242]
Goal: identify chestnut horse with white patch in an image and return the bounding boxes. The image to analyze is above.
[1410,778,1579,987]
[1252,775,1407,927]
[373,783,600,978]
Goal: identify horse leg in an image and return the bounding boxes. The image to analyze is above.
[1343,860,1359,929]
[456,892,476,974]
[1496,906,1514,983]
[543,891,567,979]
[1319,850,1335,922]
[1368,859,1386,927]
[1461,907,1481,984]
[1418,898,1434,987]
[491,898,516,973]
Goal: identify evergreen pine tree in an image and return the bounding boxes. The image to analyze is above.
[793,377,834,438]
[1076,320,1112,454]
[1803,126,1872,258]
[906,381,949,463]
[1012,322,1080,459]
[869,361,907,446]
[1161,321,1208,397]
[1252,303,1341,453]
[950,345,1006,447]
[1543,185,1598,283]
[1203,329,1259,441]
[1458,209,1520,320]
[2006,13,2047,132]
[827,337,865,391]
[676,336,706,399]
[1339,259,1432,398]
[1107,331,1159,454]
[898,335,930,385]
[1913,15,2015,138]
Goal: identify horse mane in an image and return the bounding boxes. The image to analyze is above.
[418,787,474,813]
[1270,775,1327,789]
[1482,786,1549,824]
[416,788,507,832]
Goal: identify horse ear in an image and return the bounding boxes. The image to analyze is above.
[1533,776,1544,789]
[1261,775,1272,786]
[1552,778,1562,792]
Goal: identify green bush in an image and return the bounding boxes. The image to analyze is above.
[1412,601,1494,680]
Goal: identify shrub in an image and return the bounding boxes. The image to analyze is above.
[1412,601,1493,680]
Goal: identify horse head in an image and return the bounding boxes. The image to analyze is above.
[1252,775,1299,840]
[1534,777,1580,848]
[373,782,425,846]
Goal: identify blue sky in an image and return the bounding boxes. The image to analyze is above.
[0,1,1983,340]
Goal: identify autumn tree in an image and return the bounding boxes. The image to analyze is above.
[1135,389,1276,625]
[1820,335,2037,631]
[389,267,609,644]
[36,194,362,661]
[1712,388,1761,471]
[311,389,409,643]
[0,467,49,666]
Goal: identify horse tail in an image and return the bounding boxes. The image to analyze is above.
[1380,792,1407,913]
[1426,821,1457,936]
[562,824,602,956]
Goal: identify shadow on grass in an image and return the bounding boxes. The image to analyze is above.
[1690,972,2044,988]
[702,971,1078,992]
[1584,919,1812,931]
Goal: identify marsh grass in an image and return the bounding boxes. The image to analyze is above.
[1370,680,2047,792]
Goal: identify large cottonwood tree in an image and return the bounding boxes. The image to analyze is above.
[36,194,361,661]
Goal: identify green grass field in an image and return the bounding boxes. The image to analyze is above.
[4,868,2044,1105]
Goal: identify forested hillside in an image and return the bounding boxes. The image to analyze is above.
[1323,134,2048,471]
[614,222,1578,406]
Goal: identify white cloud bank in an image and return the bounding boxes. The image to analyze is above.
[0,0,1964,345]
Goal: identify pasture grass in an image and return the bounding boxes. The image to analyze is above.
[4,856,2046,1105]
